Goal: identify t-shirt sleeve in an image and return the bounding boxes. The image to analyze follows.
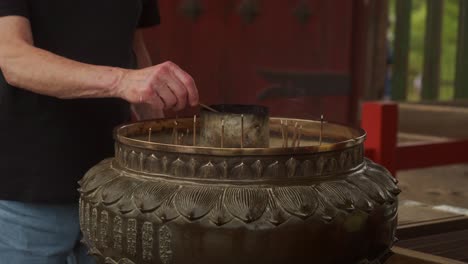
[138,0,160,28]
[0,0,29,18]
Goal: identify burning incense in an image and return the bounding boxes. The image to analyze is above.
[319,115,324,146]
[148,127,152,142]
[241,114,244,148]
[221,119,225,148]
[193,115,197,146]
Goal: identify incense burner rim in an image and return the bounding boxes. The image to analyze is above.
[114,117,366,157]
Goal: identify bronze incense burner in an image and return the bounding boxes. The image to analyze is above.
[79,105,400,264]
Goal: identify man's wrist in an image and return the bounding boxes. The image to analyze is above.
[100,67,130,100]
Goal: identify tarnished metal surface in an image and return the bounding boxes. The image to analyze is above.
[79,110,399,264]
[199,104,269,148]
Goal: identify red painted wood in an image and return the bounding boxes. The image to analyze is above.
[143,0,356,122]
[223,0,353,122]
[397,139,468,170]
[349,0,371,126]
[361,101,398,176]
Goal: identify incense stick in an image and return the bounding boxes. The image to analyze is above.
[240,114,244,148]
[221,119,225,148]
[199,103,219,113]
[193,115,197,146]
[319,115,324,146]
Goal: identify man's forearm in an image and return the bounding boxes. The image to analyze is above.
[0,41,125,99]
[0,16,198,109]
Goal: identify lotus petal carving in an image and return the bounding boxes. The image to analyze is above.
[273,186,318,218]
[224,187,268,222]
[174,186,222,220]
[79,158,399,226]
[132,181,180,212]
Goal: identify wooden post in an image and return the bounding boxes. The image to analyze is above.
[455,0,468,99]
[392,0,412,100]
[361,101,398,176]
[421,0,444,100]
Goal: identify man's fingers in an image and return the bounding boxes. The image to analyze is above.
[168,63,199,107]
[148,93,165,111]
[143,61,198,111]
[153,82,177,110]
[165,69,188,111]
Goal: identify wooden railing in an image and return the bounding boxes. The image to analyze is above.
[392,0,468,101]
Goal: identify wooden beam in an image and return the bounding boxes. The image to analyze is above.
[391,247,467,264]
[398,102,468,139]
[397,139,468,170]
[397,216,468,240]
[392,0,412,100]
[421,0,444,100]
[361,101,398,176]
[454,0,468,99]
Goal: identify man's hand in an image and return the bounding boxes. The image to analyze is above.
[116,61,199,113]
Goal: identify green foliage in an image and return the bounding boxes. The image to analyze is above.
[389,0,459,101]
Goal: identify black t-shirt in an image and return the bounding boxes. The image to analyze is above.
[0,0,160,203]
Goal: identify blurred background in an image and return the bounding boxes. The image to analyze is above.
[142,0,365,124]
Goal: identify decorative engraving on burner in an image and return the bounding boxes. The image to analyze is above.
[104,257,136,264]
[198,161,217,178]
[231,162,252,179]
[129,151,139,170]
[339,152,347,169]
[218,160,229,179]
[100,211,109,248]
[79,199,84,227]
[265,160,280,177]
[325,157,338,173]
[145,154,160,173]
[208,192,234,226]
[265,189,290,226]
[224,187,268,223]
[300,159,314,177]
[273,186,318,219]
[114,143,119,159]
[354,145,363,164]
[80,147,400,227]
[113,216,123,251]
[159,225,173,264]
[171,158,186,177]
[85,203,91,240]
[174,186,222,220]
[316,156,325,175]
[91,208,99,244]
[188,158,199,177]
[251,160,263,179]
[117,144,365,179]
[127,219,137,256]
[139,152,145,171]
[162,156,169,173]
[142,222,154,261]
[122,149,128,167]
[286,157,298,177]
[78,129,400,263]
[155,193,180,222]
